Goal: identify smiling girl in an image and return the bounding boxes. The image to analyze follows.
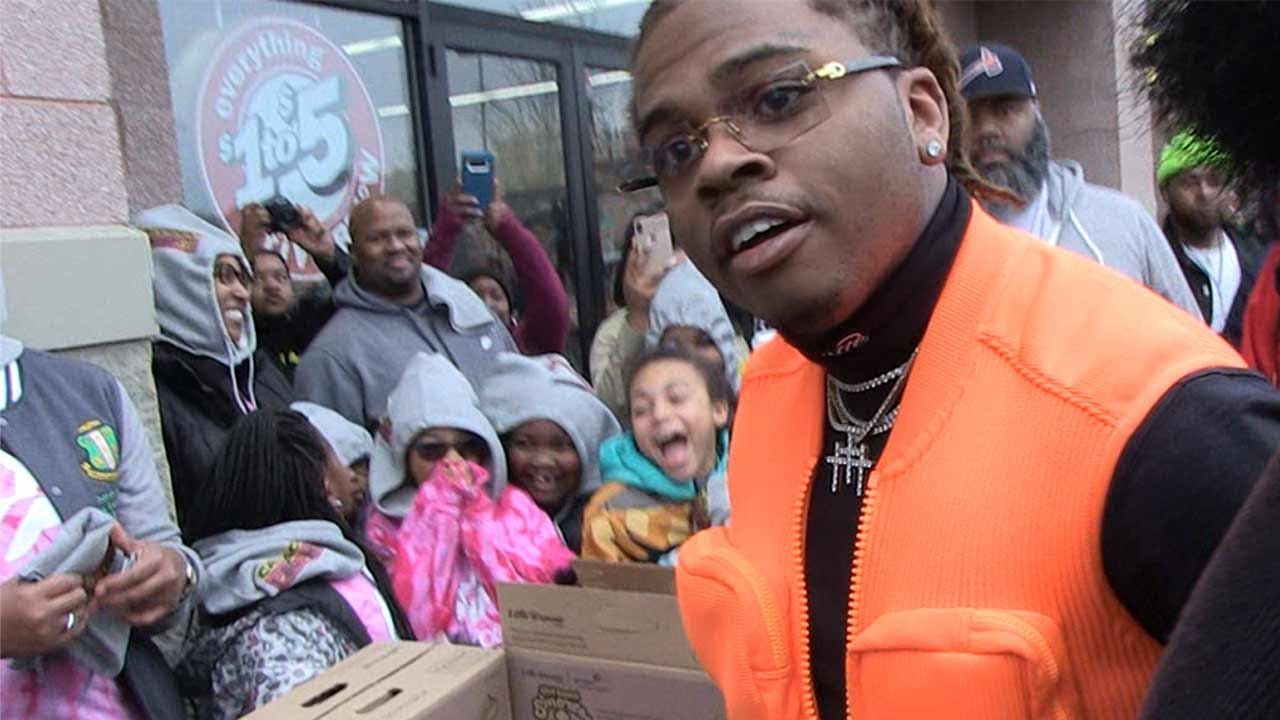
[582,346,732,564]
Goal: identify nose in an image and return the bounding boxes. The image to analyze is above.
[694,122,774,207]
[229,278,251,302]
[969,107,1002,145]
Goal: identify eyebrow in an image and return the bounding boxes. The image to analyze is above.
[709,42,809,86]
[635,41,809,141]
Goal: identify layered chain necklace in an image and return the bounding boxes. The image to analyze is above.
[823,347,918,495]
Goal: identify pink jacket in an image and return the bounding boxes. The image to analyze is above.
[365,458,573,647]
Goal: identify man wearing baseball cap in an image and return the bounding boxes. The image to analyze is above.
[959,43,1200,318]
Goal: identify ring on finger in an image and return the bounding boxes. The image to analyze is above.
[65,612,77,633]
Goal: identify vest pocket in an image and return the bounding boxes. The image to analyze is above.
[676,529,794,719]
[848,608,1083,720]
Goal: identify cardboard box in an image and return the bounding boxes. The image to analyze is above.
[243,641,510,720]
[499,560,726,720]
[506,648,725,720]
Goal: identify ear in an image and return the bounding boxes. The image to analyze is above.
[712,399,730,429]
[898,67,949,158]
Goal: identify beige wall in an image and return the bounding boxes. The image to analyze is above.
[0,0,174,507]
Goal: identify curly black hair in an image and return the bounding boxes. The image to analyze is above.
[1131,0,1280,186]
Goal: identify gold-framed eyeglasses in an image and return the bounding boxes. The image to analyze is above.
[619,55,902,194]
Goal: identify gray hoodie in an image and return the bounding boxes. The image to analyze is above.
[291,401,373,467]
[138,204,260,411]
[296,266,516,430]
[646,260,742,390]
[191,520,366,615]
[1017,160,1201,318]
[368,353,507,518]
[479,353,621,519]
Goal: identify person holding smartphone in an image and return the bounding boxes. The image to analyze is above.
[423,178,570,356]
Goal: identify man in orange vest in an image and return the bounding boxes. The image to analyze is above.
[622,1,1280,718]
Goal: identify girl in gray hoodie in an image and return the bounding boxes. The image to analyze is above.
[178,410,410,720]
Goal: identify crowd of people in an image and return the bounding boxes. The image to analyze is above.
[1,0,1277,718]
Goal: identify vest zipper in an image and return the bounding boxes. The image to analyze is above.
[792,456,820,719]
[844,469,880,720]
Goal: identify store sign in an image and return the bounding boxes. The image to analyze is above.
[197,18,384,277]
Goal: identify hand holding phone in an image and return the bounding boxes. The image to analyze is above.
[632,212,674,277]
[461,152,496,212]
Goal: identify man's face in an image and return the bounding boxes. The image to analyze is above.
[351,199,422,299]
[631,0,943,339]
[965,95,1048,202]
[251,253,294,318]
[1163,166,1228,235]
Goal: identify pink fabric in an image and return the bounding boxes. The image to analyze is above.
[0,453,141,720]
[364,459,573,647]
[329,573,395,643]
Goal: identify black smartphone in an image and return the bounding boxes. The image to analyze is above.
[263,196,301,233]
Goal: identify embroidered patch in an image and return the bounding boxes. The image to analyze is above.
[256,540,324,590]
[75,420,121,482]
[145,227,200,253]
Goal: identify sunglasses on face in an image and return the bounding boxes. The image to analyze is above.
[410,437,490,464]
[213,262,251,287]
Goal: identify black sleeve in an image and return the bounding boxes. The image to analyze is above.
[1103,368,1280,641]
[314,247,350,288]
[1138,456,1280,719]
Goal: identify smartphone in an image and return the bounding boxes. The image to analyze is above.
[632,212,674,276]
[461,151,496,211]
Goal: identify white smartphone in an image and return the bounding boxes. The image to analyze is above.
[633,212,673,276]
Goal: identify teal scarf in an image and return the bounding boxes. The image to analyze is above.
[598,429,729,502]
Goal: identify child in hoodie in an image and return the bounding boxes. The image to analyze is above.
[292,401,374,527]
[178,410,411,720]
[479,353,621,554]
[583,346,732,564]
[363,353,574,648]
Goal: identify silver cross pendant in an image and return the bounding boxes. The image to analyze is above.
[825,432,875,495]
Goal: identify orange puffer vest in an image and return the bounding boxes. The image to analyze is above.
[675,204,1243,720]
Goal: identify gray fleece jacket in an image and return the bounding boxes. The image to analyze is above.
[1001,160,1201,318]
[296,267,516,430]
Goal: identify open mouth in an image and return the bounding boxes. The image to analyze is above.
[656,430,691,470]
[731,216,804,255]
[523,471,560,497]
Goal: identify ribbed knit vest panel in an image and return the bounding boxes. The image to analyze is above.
[675,203,1244,720]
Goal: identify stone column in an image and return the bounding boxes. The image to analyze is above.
[0,0,176,511]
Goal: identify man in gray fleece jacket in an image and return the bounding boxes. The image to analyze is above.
[296,195,516,430]
[959,43,1200,319]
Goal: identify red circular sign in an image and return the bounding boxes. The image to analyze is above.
[196,17,385,277]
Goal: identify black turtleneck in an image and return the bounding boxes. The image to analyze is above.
[791,177,1280,720]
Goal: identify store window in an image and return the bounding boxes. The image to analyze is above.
[584,67,658,317]
[157,0,423,279]
[435,0,653,37]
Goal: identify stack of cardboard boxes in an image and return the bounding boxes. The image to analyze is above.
[246,561,726,720]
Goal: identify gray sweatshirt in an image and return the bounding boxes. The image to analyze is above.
[296,267,516,430]
[997,160,1201,319]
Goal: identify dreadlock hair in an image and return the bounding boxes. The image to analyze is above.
[1132,0,1280,188]
[192,409,414,638]
[633,0,1017,204]
[626,344,737,427]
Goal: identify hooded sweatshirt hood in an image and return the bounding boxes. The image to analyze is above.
[369,353,507,517]
[479,353,621,510]
[192,519,365,615]
[598,429,730,502]
[1043,159,1087,229]
[0,275,23,367]
[138,204,256,368]
[292,401,374,467]
[335,265,497,332]
[647,261,741,390]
